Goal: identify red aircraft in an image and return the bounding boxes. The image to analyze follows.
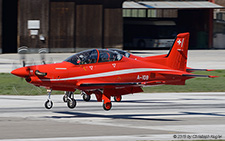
[11,32,216,111]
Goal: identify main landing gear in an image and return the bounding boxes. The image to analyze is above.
[80,90,123,111]
[114,95,122,102]
[81,91,91,102]
[44,89,122,111]
[103,102,112,111]
[44,90,77,110]
[102,95,122,111]
[63,91,76,109]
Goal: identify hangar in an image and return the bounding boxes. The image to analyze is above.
[0,0,224,53]
[0,0,124,53]
[123,1,224,49]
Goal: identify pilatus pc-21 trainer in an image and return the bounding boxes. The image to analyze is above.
[11,33,217,111]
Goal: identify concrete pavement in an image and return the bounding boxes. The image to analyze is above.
[0,49,225,140]
[0,92,225,140]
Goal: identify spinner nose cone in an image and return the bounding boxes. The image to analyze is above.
[11,67,29,78]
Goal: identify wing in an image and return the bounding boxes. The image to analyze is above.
[182,74,218,78]
[78,71,218,89]
[78,82,144,96]
[77,80,144,91]
[79,82,142,87]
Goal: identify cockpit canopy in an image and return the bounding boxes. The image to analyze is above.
[64,49,123,65]
[108,48,130,58]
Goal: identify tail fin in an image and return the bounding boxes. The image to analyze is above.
[166,32,190,71]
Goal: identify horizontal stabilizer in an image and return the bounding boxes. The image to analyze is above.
[186,68,216,72]
[182,74,218,78]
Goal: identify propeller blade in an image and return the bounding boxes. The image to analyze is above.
[18,46,28,67]
[39,48,48,65]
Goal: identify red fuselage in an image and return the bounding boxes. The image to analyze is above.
[12,55,185,92]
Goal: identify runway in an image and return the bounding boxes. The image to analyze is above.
[0,92,225,140]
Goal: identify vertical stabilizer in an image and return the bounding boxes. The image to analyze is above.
[166,32,190,71]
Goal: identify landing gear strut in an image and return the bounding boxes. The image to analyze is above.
[44,89,53,109]
[63,91,70,103]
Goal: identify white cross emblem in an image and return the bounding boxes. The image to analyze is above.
[177,39,181,45]
[112,63,116,68]
[89,66,93,70]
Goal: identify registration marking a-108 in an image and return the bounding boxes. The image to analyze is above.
[137,75,149,80]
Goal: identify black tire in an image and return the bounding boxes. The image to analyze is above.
[67,98,76,109]
[83,94,91,102]
[103,102,112,111]
[63,95,68,103]
[45,100,53,109]
[114,96,122,102]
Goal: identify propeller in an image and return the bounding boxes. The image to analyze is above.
[11,47,50,95]
[18,46,28,67]
[12,47,49,78]
[12,46,28,70]
[39,48,47,65]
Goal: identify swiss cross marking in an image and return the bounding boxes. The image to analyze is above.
[112,63,116,68]
[177,39,181,45]
[89,66,93,70]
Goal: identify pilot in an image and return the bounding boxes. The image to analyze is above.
[100,53,109,62]
[79,55,85,64]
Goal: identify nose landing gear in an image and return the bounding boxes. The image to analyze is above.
[44,89,53,109]
[45,100,53,109]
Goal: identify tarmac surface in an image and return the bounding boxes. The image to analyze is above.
[0,50,225,140]
[0,93,225,141]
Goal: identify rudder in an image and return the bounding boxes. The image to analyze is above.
[166,32,190,71]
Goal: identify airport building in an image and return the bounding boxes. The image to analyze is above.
[123,0,224,50]
[0,0,224,53]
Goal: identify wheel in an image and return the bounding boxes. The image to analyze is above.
[103,102,112,111]
[114,95,122,102]
[63,95,68,102]
[67,98,76,109]
[45,100,53,109]
[83,94,91,102]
